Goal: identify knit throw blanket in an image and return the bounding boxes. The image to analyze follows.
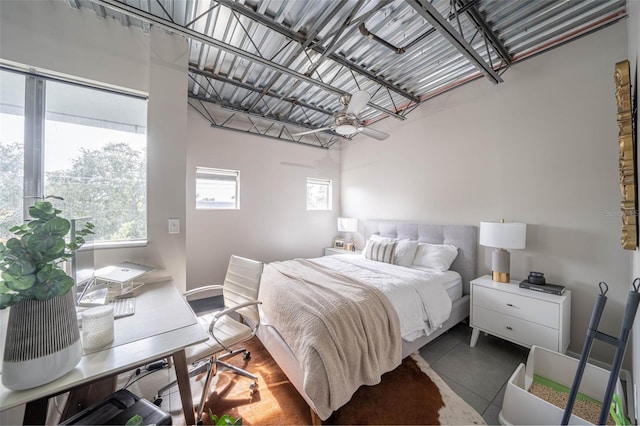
[260,259,402,420]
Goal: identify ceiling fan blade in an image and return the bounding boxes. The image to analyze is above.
[346,90,371,115]
[358,126,390,141]
[292,127,332,136]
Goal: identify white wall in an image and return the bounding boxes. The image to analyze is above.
[0,0,189,291]
[342,23,630,366]
[186,111,341,289]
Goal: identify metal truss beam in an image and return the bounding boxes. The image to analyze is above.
[189,67,336,117]
[456,0,512,65]
[188,100,340,149]
[92,0,405,120]
[406,0,503,84]
[213,0,420,104]
[189,94,348,141]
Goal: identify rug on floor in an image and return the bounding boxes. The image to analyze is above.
[201,337,486,425]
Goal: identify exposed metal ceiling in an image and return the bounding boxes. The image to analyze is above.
[70,0,626,148]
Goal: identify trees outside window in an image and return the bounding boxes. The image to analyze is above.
[307,177,332,211]
[0,68,147,244]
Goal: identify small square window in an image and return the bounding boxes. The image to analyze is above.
[307,177,332,211]
[196,167,239,210]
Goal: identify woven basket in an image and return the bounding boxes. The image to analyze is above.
[2,290,82,390]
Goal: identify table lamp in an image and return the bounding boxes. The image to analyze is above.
[479,220,526,283]
[337,217,358,249]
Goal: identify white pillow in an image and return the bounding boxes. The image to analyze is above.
[394,239,419,267]
[412,243,458,271]
[369,234,396,243]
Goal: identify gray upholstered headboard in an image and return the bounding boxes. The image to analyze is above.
[365,220,477,295]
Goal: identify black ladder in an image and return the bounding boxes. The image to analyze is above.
[561,279,640,425]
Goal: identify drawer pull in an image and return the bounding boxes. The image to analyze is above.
[506,303,516,308]
[506,326,513,331]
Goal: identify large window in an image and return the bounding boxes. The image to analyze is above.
[0,71,24,243]
[0,68,147,244]
[307,177,332,210]
[195,167,240,210]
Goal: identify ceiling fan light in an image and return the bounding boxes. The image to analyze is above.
[335,124,357,135]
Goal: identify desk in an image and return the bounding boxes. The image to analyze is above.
[0,281,208,425]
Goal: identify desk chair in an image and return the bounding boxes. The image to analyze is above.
[155,255,263,421]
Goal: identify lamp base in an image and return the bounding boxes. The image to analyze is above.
[492,271,510,283]
[491,248,511,283]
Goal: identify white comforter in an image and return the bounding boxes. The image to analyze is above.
[311,254,455,341]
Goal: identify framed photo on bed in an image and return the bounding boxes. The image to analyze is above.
[333,238,345,249]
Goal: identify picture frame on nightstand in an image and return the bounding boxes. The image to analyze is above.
[333,238,345,248]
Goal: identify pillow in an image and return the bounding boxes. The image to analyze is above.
[362,234,395,258]
[412,243,458,271]
[364,239,397,264]
[369,234,395,243]
[394,239,419,267]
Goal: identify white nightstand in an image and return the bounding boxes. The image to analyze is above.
[470,275,571,353]
[324,247,362,256]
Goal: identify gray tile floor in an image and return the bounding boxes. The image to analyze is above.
[419,322,530,425]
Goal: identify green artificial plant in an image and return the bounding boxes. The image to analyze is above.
[0,199,94,309]
[209,410,242,426]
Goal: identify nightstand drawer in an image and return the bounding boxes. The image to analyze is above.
[473,285,558,329]
[473,306,559,351]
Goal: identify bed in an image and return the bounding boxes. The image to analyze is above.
[255,221,477,421]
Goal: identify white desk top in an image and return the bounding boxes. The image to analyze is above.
[0,280,208,411]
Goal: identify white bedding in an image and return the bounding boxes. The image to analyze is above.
[434,270,463,301]
[310,254,455,342]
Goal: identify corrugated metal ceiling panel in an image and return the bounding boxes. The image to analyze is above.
[72,0,625,148]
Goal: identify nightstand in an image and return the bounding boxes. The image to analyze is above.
[324,247,362,256]
[470,275,571,353]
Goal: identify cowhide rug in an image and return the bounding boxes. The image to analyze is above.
[201,337,486,425]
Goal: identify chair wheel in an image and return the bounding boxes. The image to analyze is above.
[244,351,251,360]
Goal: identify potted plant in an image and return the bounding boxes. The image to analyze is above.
[0,199,94,390]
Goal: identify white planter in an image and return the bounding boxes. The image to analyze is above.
[2,291,82,390]
[499,345,624,425]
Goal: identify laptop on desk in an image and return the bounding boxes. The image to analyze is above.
[78,262,154,317]
[94,262,154,284]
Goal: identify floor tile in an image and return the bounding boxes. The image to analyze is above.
[419,329,466,364]
[482,403,502,425]
[492,382,507,408]
[438,372,491,415]
[430,334,527,401]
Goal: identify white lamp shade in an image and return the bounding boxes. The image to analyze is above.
[337,217,358,233]
[479,221,526,249]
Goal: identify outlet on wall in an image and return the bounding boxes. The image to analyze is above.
[168,218,180,234]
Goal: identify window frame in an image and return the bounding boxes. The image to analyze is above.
[1,67,148,247]
[195,167,240,210]
[306,177,333,211]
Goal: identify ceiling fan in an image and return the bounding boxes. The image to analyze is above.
[293,90,390,141]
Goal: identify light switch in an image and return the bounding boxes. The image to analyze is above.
[168,218,180,234]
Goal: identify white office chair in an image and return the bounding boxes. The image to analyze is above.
[156,255,264,421]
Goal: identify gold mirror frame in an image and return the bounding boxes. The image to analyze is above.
[616,60,637,250]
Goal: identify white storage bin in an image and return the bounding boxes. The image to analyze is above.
[499,345,624,425]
